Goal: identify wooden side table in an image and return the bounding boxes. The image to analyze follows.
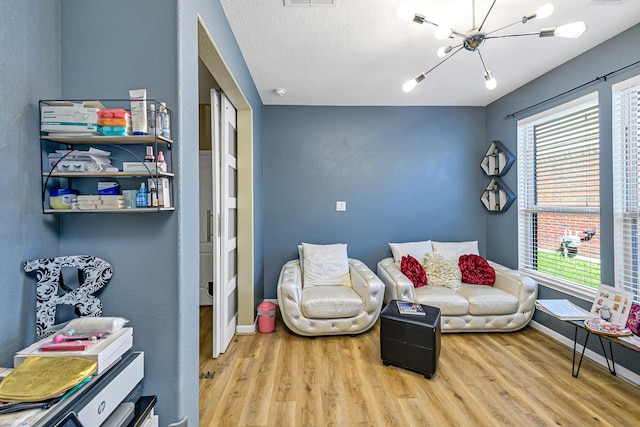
[568,320,638,378]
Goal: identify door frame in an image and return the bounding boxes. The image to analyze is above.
[198,16,255,331]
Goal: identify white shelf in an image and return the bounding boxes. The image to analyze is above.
[43,207,175,214]
[43,171,174,178]
[41,135,173,145]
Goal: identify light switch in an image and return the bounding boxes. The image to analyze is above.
[336,201,346,211]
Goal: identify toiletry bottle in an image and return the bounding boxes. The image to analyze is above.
[136,182,148,208]
[157,151,167,172]
[148,179,158,207]
[147,103,157,136]
[159,102,170,139]
[145,146,155,163]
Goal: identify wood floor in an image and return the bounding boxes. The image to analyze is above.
[199,306,640,427]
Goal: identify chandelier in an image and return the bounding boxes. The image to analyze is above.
[398,1,587,93]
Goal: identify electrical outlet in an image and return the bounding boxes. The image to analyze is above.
[336,201,346,211]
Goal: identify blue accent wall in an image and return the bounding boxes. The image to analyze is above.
[263,106,486,297]
[0,1,61,367]
[485,23,640,376]
[0,0,263,424]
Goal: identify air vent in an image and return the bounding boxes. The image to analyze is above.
[284,0,337,7]
[588,0,627,5]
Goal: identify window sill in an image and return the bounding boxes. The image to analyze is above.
[521,269,597,303]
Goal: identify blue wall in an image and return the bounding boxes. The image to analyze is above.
[485,23,640,375]
[263,106,486,296]
[0,1,61,367]
[0,0,264,425]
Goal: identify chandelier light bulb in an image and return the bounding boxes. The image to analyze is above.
[554,21,587,38]
[402,79,418,93]
[402,73,426,93]
[436,46,452,58]
[396,7,415,22]
[535,4,554,20]
[434,25,452,40]
[484,71,497,90]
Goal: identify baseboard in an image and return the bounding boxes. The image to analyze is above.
[529,320,640,386]
[236,322,256,335]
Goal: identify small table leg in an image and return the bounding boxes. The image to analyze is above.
[597,336,617,376]
[572,325,590,378]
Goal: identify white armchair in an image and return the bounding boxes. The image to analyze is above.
[277,244,385,336]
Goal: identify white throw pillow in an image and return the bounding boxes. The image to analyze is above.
[423,253,462,291]
[432,241,479,261]
[389,240,433,265]
[302,243,351,288]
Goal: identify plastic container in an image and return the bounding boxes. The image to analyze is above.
[49,189,79,210]
[257,301,276,333]
[97,108,129,119]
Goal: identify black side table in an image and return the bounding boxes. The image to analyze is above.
[380,300,441,379]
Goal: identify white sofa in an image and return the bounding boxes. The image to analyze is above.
[376,241,538,333]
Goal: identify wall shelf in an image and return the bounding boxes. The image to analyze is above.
[481,177,516,213]
[480,140,515,177]
[39,99,175,214]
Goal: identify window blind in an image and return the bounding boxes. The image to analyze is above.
[612,77,640,304]
[518,100,600,291]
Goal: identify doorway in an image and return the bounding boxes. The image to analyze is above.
[197,15,255,359]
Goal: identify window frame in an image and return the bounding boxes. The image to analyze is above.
[612,74,640,304]
[517,92,600,301]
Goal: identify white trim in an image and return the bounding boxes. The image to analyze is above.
[529,320,640,386]
[524,270,598,302]
[236,322,256,335]
[517,92,598,125]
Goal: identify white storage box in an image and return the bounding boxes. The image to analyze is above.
[15,327,133,375]
[41,106,99,133]
[122,162,158,174]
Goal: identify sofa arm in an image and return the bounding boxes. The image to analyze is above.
[376,257,416,304]
[277,260,304,316]
[349,259,385,313]
[489,261,538,311]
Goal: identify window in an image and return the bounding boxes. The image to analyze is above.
[517,94,600,298]
[612,75,640,304]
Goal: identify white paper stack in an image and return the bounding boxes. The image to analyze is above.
[77,195,126,210]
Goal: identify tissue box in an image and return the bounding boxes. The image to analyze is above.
[41,106,99,133]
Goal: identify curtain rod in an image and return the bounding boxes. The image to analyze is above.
[503,59,640,120]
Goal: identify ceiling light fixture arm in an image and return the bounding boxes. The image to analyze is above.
[422,46,464,75]
[477,0,497,32]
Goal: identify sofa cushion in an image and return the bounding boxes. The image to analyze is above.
[414,286,469,315]
[400,255,427,288]
[432,241,479,260]
[458,284,519,315]
[423,253,461,291]
[302,243,350,287]
[389,240,433,265]
[301,285,363,319]
[459,254,496,286]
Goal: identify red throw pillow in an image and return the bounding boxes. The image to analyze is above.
[400,255,428,288]
[458,254,495,286]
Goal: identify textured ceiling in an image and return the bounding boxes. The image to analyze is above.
[220,0,640,106]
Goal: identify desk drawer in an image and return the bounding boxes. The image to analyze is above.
[77,352,144,426]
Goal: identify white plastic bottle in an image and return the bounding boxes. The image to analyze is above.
[159,102,170,139]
